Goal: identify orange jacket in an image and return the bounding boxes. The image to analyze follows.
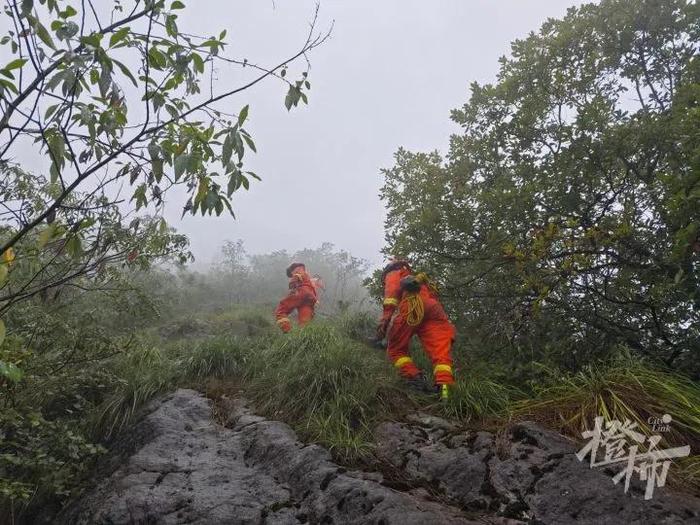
[379,261,412,325]
[289,264,317,300]
[381,263,447,325]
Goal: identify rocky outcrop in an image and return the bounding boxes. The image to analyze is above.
[61,390,478,524]
[375,414,700,524]
[61,390,700,524]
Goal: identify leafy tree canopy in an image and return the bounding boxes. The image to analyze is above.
[380,0,700,374]
[0,0,329,322]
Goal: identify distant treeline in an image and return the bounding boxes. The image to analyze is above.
[141,241,372,318]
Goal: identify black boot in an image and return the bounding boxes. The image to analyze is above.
[404,373,435,394]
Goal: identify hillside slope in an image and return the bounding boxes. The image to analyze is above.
[61,389,700,524]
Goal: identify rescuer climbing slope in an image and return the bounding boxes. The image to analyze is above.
[274,262,318,332]
[376,258,456,399]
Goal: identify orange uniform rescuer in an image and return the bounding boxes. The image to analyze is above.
[275,262,318,333]
[376,259,456,399]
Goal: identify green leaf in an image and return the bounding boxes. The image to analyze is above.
[113,58,137,86]
[132,183,148,210]
[233,133,244,160]
[191,52,204,74]
[61,6,78,18]
[0,264,8,286]
[148,142,161,160]
[242,133,256,153]
[165,104,179,120]
[171,1,186,9]
[4,58,27,71]
[0,78,19,94]
[56,21,79,41]
[284,87,295,110]
[174,153,189,180]
[674,269,684,284]
[47,130,65,166]
[165,15,178,38]
[227,174,237,197]
[148,47,167,70]
[32,19,56,49]
[238,105,249,127]
[0,360,24,382]
[50,162,60,183]
[109,27,130,48]
[44,104,59,120]
[80,33,103,48]
[65,235,82,258]
[152,159,164,182]
[20,0,33,17]
[222,133,233,166]
[200,39,219,50]
[129,166,140,185]
[98,65,112,96]
[37,224,56,248]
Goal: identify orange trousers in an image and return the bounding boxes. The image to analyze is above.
[386,312,456,385]
[274,288,316,332]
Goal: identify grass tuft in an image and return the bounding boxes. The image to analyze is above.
[441,376,521,422]
[88,346,177,441]
[242,322,409,460]
[514,357,700,452]
[181,336,249,380]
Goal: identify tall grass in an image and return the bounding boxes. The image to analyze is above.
[242,323,410,460]
[180,336,249,380]
[514,357,700,452]
[441,377,521,423]
[334,310,377,341]
[88,346,178,441]
[513,357,700,489]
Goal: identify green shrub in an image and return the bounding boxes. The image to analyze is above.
[206,307,274,338]
[0,408,103,520]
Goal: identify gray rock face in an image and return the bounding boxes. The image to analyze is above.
[375,417,700,524]
[61,390,476,524]
[61,391,699,524]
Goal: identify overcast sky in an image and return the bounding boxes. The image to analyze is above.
[7,0,592,268]
[161,0,594,268]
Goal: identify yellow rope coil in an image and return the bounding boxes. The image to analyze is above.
[404,294,424,326]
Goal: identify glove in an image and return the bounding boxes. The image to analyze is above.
[375,318,390,340]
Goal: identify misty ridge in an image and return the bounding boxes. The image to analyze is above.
[146,240,372,322]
